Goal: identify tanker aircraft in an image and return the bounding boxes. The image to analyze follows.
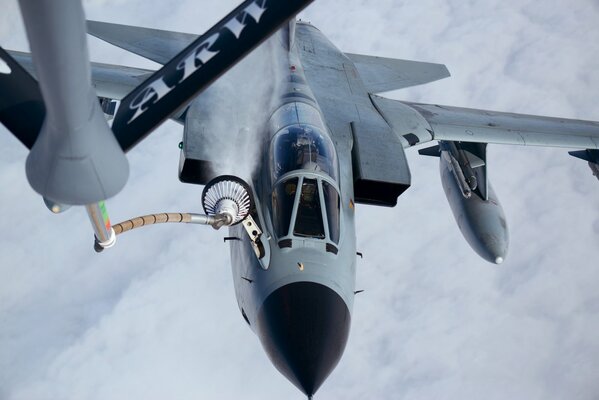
[2,0,599,398]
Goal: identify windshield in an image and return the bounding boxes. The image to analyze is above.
[322,181,340,244]
[270,125,338,183]
[293,178,325,239]
[272,178,298,238]
[271,177,341,243]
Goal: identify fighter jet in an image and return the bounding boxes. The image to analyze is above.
[2,2,599,398]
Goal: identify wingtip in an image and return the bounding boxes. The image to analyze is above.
[442,63,451,78]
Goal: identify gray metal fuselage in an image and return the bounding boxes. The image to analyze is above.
[194,26,358,396]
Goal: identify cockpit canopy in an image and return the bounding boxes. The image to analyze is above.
[269,125,339,184]
[272,176,340,244]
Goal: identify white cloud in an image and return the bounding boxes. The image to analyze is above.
[1,0,599,399]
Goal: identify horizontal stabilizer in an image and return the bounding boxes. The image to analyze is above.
[8,50,154,100]
[569,149,599,180]
[87,20,198,64]
[346,53,450,93]
[569,149,599,162]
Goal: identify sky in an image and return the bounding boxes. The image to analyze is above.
[1,0,599,399]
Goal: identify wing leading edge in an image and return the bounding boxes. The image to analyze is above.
[371,95,599,149]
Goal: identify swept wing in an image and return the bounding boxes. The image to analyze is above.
[295,22,599,207]
[86,20,196,65]
[373,96,599,149]
[346,53,450,93]
[296,23,599,154]
[8,50,154,100]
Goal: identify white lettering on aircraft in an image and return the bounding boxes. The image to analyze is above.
[127,0,267,124]
[175,33,220,83]
[0,57,11,75]
[223,2,267,38]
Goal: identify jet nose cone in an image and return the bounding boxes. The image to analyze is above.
[256,282,351,396]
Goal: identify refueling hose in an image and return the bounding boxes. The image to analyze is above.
[115,213,191,234]
[94,212,227,252]
[92,175,253,253]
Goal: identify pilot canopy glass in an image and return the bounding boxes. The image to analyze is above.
[294,178,325,238]
[271,176,341,243]
[270,125,338,183]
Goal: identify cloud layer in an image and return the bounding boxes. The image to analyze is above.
[1,1,599,399]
